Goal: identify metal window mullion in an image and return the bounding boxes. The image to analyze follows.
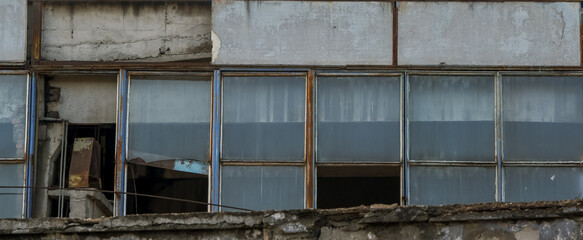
[24,73,35,218]
[211,70,221,212]
[404,72,410,205]
[114,69,129,216]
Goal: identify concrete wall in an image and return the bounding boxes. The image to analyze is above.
[398,2,580,66]
[212,0,393,66]
[42,2,211,62]
[47,75,116,124]
[1,200,583,239]
[0,0,27,63]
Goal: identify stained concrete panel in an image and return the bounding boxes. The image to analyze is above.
[212,1,392,66]
[0,0,27,63]
[47,75,117,124]
[42,2,211,62]
[398,2,580,66]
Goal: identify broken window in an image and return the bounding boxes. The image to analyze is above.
[408,74,496,205]
[317,166,400,209]
[127,74,212,214]
[502,75,583,202]
[221,74,306,211]
[315,74,401,208]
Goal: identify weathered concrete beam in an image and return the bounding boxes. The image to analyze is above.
[42,2,211,62]
[2,200,583,239]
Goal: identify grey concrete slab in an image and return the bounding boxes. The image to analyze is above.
[212,0,392,66]
[398,2,580,66]
[0,0,27,63]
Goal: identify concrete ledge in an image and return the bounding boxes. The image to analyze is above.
[2,200,583,239]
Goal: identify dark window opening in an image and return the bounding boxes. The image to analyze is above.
[49,124,116,217]
[126,164,208,214]
[317,166,400,209]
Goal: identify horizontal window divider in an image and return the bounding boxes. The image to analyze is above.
[42,71,118,75]
[316,163,402,167]
[221,72,307,77]
[220,162,306,167]
[219,68,310,72]
[128,71,213,77]
[408,159,497,164]
[0,70,29,75]
[315,73,403,77]
[407,161,497,167]
[0,160,27,164]
[502,162,583,167]
[498,72,583,77]
[406,71,497,76]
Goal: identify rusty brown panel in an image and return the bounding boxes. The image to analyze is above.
[392,1,398,66]
[305,69,314,209]
[68,138,101,188]
[31,2,43,65]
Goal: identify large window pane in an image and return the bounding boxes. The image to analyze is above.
[129,76,211,164]
[409,166,495,205]
[505,167,583,202]
[0,164,24,218]
[409,75,494,161]
[223,76,305,161]
[317,76,400,162]
[0,75,27,159]
[503,76,583,161]
[221,166,304,211]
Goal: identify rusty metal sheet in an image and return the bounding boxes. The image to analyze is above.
[68,138,101,188]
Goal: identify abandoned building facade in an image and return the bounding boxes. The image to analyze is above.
[1,0,583,219]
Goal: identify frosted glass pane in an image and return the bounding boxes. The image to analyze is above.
[503,76,583,161]
[129,77,211,164]
[223,76,305,161]
[0,164,24,218]
[505,167,583,202]
[409,75,495,161]
[0,75,27,159]
[409,166,495,205]
[317,76,400,162]
[221,166,304,211]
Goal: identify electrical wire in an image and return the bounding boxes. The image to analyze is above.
[0,186,252,212]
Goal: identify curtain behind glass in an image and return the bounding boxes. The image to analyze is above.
[223,76,305,161]
[317,76,400,162]
[409,75,495,161]
[0,75,27,159]
[503,76,583,161]
[128,77,211,164]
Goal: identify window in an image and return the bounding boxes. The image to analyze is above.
[126,74,212,214]
[502,75,583,202]
[221,74,307,211]
[408,74,496,205]
[315,74,401,208]
[0,74,28,218]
